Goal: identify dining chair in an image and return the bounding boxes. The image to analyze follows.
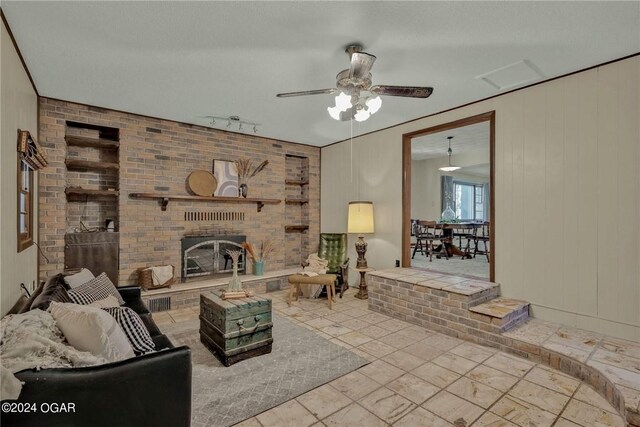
[472,222,490,262]
[411,222,427,258]
[414,221,449,262]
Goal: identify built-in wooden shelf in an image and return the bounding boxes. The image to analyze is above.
[65,135,119,150]
[285,179,309,186]
[66,159,120,171]
[129,193,281,212]
[65,188,119,198]
[285,225,309,233]
[285,198,309,205]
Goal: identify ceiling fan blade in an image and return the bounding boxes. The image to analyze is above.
[349,52,376,79]
[371,85,434,98]
[276,88,336,98]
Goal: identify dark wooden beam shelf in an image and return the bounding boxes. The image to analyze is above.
[65,135,119,150]
[285,179,309,186]
[66,159,119,171]
[285,198,309,205]
[129,193,281,212]
[65,188,119,198]
[285,225,309,232]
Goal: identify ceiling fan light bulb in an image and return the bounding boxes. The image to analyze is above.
[327,106,342,121]
[439,165,461,172]
[354,109,370,122]
[366,96,382,114]
[335,92,352,111]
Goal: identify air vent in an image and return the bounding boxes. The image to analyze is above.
[185,211,244,222]
[476,60,545,91]
[148,296,171,312]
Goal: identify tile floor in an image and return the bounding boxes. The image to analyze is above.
[155,291,625,427]
[410,252,489,280]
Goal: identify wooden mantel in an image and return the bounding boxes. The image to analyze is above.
[129,193,281,212]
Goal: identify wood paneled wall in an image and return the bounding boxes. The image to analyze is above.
[321,56,640,341]
[1,20,39,315]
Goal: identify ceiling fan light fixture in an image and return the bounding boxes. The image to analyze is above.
[354,109,370,122]
[335,92,353,111]
[327,106,342,120]
[366,95,382,114]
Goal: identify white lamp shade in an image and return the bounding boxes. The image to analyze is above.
[366,96,382,114]
[354,109,369,122]
[348,201,375,234]
[327,106,342,120]
[335,92,352,111]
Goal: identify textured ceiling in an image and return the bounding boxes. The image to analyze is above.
[412,121,489,160]
[3,1,639,146]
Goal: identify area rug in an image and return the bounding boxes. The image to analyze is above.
[161,313,369,427]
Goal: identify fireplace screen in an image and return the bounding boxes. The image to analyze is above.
[181,235,246,281]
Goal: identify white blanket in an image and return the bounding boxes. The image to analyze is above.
[305,253,328,275]
[300,253,329,298]
[150,265,173,286]
[0,309,107,400]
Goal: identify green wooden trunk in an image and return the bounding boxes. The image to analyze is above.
[199,292,273,366]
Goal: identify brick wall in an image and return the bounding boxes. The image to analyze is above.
[38,98,320,284]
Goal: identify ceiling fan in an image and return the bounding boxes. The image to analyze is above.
[276,44,433,122]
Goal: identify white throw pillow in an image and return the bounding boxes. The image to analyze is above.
[64,268,95,288]
[88,295,121,309]
[49,302,134,362]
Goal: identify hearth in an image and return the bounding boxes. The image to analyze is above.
[181,235,246,282]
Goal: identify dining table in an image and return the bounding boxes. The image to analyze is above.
[424,221,483,258]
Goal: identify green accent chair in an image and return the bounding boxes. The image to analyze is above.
[317,233,350,298]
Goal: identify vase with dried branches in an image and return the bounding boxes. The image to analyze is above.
[242,240,274,276]
[234,159,269,198]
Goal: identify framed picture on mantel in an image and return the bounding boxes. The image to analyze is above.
[213,159,239,197]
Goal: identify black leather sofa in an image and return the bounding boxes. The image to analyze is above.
[1,284,192,427]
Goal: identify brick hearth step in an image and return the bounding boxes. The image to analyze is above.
[469,297,530,332]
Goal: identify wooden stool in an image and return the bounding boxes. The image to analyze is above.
[287,274,337,309]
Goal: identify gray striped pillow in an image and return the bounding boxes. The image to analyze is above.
[67,273,125,306]
[102,307,155,355]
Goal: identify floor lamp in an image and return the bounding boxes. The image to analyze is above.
[348,201,374,299]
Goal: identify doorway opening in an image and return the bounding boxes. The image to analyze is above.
[402,111,495,281]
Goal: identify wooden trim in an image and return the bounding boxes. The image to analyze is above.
[488,111,495,282]
[401,133,412,268]
[1,9,39,96]
[323,52,640,149]
[401,111,496,283]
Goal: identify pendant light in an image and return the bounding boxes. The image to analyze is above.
[439,136,461,172]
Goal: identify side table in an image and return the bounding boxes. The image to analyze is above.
[353,267,374,299]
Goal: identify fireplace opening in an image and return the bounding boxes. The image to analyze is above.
[181,235,246,282]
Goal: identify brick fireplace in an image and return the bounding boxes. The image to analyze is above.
[38,98,320,285]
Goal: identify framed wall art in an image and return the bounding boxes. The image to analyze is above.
[212,159,238,197]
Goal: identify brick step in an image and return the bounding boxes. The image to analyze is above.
[469,298,530,332]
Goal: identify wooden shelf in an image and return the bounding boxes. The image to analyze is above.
[285,225,309,233]
[65,188,119,198]
[65,135,119,150]
[129,193,281,212]
[285,198,309,205]
[285,179,309,186]
[66,159,119,171]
